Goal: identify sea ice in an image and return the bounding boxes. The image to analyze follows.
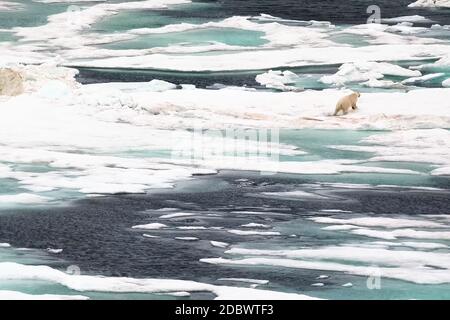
[0,1,22,11]
[401,73,445,84]
[443,78,450,87]
[320,61,421,86]
[159,212,195,219]
[46,248,63,254]
[310,216,446,228]
[351,228,450,240]
[381,15,434,23]
[409,0,450,8]
[227,230,281,236]
[0,193,51,204]
[240,223,271,229]
[175,237,199,241]
[341,283,353,287]
[143,234,160,239]
[311,283,325,287]
[255,70,301,91]
[218,278,269,285]
[132,223,167,230]
[0,262,319,300]
[210,241,229,248]
[203,245,450,284]
[0,290,88,300]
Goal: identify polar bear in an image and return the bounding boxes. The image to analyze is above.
[333,92,360,116]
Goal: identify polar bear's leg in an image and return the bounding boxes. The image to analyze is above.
[334,103,342,116]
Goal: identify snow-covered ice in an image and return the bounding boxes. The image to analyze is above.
[310,216,446,229]
[132,223,168,230]
[409,0,450,8]
[227,230,281,236]
[0,262,319,300]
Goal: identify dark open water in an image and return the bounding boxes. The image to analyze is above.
[0,171,449,293]
[187,0,450,25]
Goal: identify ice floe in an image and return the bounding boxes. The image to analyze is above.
[0,262,318,300]
[322,225,363,231]
[159,212,195,219]
[332,129,450,175]
[409,0,450,8]
[255,70,301,91]
[210,241,229,248]
[143,234,159,239]
[3,64,450,132]
[415,54,450,70]
[396,242,447,249]
[320,209,352,213]
[0,1,22,11]
[310,216,446,228]
[126,15,333,48]
[381,15,434,24]
[0,290,88,300]
[68,43,450,71]
[338,23,441,44]
[177,226,207,230]
[227,230,281,236]
[217,278,269,285]
[132,223,168,230]
[320,61,421,86]
[114,86,450,130]
[240,223,271,229]
[202,245,450,284]
[351,228,450,240]
[311,283,325,287]
[46,248,63,254]
[443,78,450,87]
[0,193,51,205]
[260,191,329,200]
[362,78,406,89]
[341,283,353,287]
[175,237,199,241]
[401,73,445,84]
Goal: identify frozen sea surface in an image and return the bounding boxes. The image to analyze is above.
[1,0,450,300]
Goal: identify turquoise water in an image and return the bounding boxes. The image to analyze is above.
[327,25,372,47]
[0,129,445,211]
[116,129,443,189]
[103,27,268,50]
[94,2,219,32]
[229,216,450,300]
[280,129,377,161]
[0,1,68,30]
[0,31,15,42]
